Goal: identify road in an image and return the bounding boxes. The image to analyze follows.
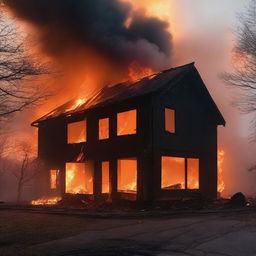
[33,211,256,256]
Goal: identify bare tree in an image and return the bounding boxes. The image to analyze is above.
[12,141,43,202]
[0,7,49,125]
[222,1,256,134]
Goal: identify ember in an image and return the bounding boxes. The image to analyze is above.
[31,197,61,205]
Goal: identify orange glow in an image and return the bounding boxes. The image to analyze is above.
[187,158,199,189]
[99,118,109,140]
[128,62,154,82]
[50,169,59,189]
[165,108,175,134]
[66,98,87,112]
[65,162,93,194]
[117,109,137,136]
[218,149,225,193]
[102,161,110,193]
[67,120,86,144]
[118,159,137,193]
[161,156,185,190]
[31,197,61,205]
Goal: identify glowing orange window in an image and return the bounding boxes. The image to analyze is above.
[117,110,137,136]
[102,161,110,193]
[117,158,137,193]
[67,120,86,144]
[187,158,199,189]
[161,157,185,190]
[65,162,93,194]
[99,118,109,140]
[165,108,175,133]
[50,169,59,189]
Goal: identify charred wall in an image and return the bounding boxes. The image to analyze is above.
[151,74,218,199]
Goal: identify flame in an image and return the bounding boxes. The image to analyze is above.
[66,98,87,112]
[128,62,154,82]
[65,163,93,194]
[124,181,137,192]
[31,197,61,205]
[218,149,225,193]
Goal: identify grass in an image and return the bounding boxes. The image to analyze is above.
[0,210,94,256]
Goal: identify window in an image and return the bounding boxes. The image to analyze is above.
[99,118,109,140]
[165,108,175,133]
[102,161,110,193]
[161,157,185,190]
[117,110,137,136]
[187,158,199,189]
[117,158,137,193]
[67,120,86,144]
[161,157,199,190]
[50,169,59,189]
[65,162,93,194]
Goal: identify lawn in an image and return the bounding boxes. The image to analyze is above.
[0,210,94,256]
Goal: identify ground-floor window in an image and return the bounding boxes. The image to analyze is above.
[101,161,110,193]
[161,156,199,190]
[50,169,59,190]
[65,162,93,194]
[117,158,137,194]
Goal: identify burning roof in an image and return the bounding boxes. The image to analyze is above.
[32,63,225,126]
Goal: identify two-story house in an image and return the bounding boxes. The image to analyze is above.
[32,63,225,202]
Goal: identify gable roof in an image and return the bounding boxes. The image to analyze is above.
[32,63,225,126]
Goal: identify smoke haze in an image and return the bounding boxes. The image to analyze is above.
[4,0,172,70]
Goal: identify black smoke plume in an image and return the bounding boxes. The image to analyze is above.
[4,0,172,70]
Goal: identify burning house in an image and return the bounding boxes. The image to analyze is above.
[32,63,225,202]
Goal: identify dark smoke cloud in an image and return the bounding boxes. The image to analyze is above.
[4,0,172,70]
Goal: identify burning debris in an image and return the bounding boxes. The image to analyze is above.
[31,197,61,206]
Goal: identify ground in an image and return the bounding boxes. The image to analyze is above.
[1,208,256,256]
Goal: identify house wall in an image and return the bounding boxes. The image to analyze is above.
[152,75,218,200]
[36,73,220,201]
[36,97,154,201]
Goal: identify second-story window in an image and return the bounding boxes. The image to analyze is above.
[165,108,175,134]
[117,109,137,136]
[99,118,109,140]
[67,120,86,144]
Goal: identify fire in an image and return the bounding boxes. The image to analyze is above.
[124,181,137,193]
[66,98,87,112]
[128,62,154,82]
[31,197,61,205]
[65,163,93,194]
[218,149,225,193]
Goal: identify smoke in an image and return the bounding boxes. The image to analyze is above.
[4,0,172,71]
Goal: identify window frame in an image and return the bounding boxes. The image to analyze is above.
[117,109,137,136]
[164,106,176,135]
[67,119,87,144]
[65,162,94,195]
[161,156,200,191]
[101,161,110,194]
[49,169,60,190]
[98,117,110,140]
[117,158,138,194]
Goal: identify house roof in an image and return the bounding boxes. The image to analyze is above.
[32,63,225,126]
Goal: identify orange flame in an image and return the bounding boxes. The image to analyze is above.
[128,61,154,82]
[218,149,225,193]
[31,197,61,205]
[65,163,93,194]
